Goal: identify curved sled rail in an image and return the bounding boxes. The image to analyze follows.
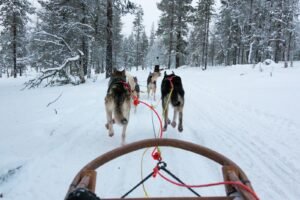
[65,138,257,200]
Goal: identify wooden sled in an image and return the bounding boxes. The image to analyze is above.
[65,138,257,200]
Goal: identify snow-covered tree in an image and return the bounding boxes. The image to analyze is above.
[0,0,34,78]
[188,0,214,69]
[157,0,193,69]
[132,6,144,70]
[140,30,149,69]
[212,0,299,67]
[149,23,156,47]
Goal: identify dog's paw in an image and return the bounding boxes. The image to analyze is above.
[178,126,183,132]
[162,125,168,132]
[167,119,171,124]
[121,118,128,125]
[109,132,114,137]
[171,121,177,128]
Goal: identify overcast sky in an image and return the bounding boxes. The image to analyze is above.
[121,0,161,37]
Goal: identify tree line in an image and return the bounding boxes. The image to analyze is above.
[0,0,299,83]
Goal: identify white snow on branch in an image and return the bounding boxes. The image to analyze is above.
[33,39,64,47]
[42,55,80,73]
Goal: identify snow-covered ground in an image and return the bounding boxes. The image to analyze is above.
[1,63,300,200]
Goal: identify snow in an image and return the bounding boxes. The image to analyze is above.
[1,63,300,199]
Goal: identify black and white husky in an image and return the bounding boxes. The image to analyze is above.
[161,71,185,132]
[105,68,131,145]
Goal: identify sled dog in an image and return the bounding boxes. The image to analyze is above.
[147,71,161,100]
[105,68,131,145]
[161,71,185,132]
[133,76,140,99]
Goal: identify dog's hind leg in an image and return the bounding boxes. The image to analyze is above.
[105,99,114,137]
[162,97,169,131]
[178,110,183,132]
[121,99,130,145]
[171,109,177,128]
[121,124,127,146]
[147,85,150,99]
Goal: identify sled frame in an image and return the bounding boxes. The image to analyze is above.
[65,138,256,200]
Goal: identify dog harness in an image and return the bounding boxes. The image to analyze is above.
[107,77,131,94]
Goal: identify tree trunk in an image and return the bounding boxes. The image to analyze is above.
[201,19,206,67]
[175,15,182,69]
[81,2,88,76]
[136,34,139,71]
[175,31,180,68]
[167,0,175,69]
[284,43,288,68]
[13,13,17,78]
[203,11,210,70]
[106,0,113,78]
[19,66,22,76]
[290,32,294,67]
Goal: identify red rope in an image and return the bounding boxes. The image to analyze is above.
[134,97,259,200]
[137,99,163,138]
[157,171,259,200]
[133,97,164,161]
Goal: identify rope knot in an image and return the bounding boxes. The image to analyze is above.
[152,151,162,161]
[133,96,139,106]
[152,166,159,178]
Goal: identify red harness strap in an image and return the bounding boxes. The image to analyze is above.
[166,75,175,88]
[120,80,131,93]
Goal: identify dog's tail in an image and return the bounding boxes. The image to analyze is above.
[171,77,185,107]
[113,90,129,125]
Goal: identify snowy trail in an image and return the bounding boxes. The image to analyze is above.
[1,64,300,199]
[180,68,300,199]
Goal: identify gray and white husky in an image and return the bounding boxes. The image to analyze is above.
[105,69,131,145]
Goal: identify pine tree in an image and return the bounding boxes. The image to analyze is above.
[190,0,214,69]
[213,0,299,67]
[157,0,192,69]
[122,34,135,70]
[140,31,149,70]
[157,0,176,69]
[105,0,135,78]
[149,23,156,47]
[132,6,144,70]
[0,0,34,78]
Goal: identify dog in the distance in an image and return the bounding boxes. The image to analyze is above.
[147,66,161,101]
[133,76,140,99]
[105,68,131,145]
[161,71,185,132]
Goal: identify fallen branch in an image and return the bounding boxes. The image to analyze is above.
[23,55,82,89]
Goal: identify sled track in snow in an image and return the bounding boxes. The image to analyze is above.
[185,82,300,199]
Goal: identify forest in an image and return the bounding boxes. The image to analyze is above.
[0,0,299,85]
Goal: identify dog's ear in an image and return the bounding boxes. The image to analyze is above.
[172,71,175,75]
[164,71,167,76]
